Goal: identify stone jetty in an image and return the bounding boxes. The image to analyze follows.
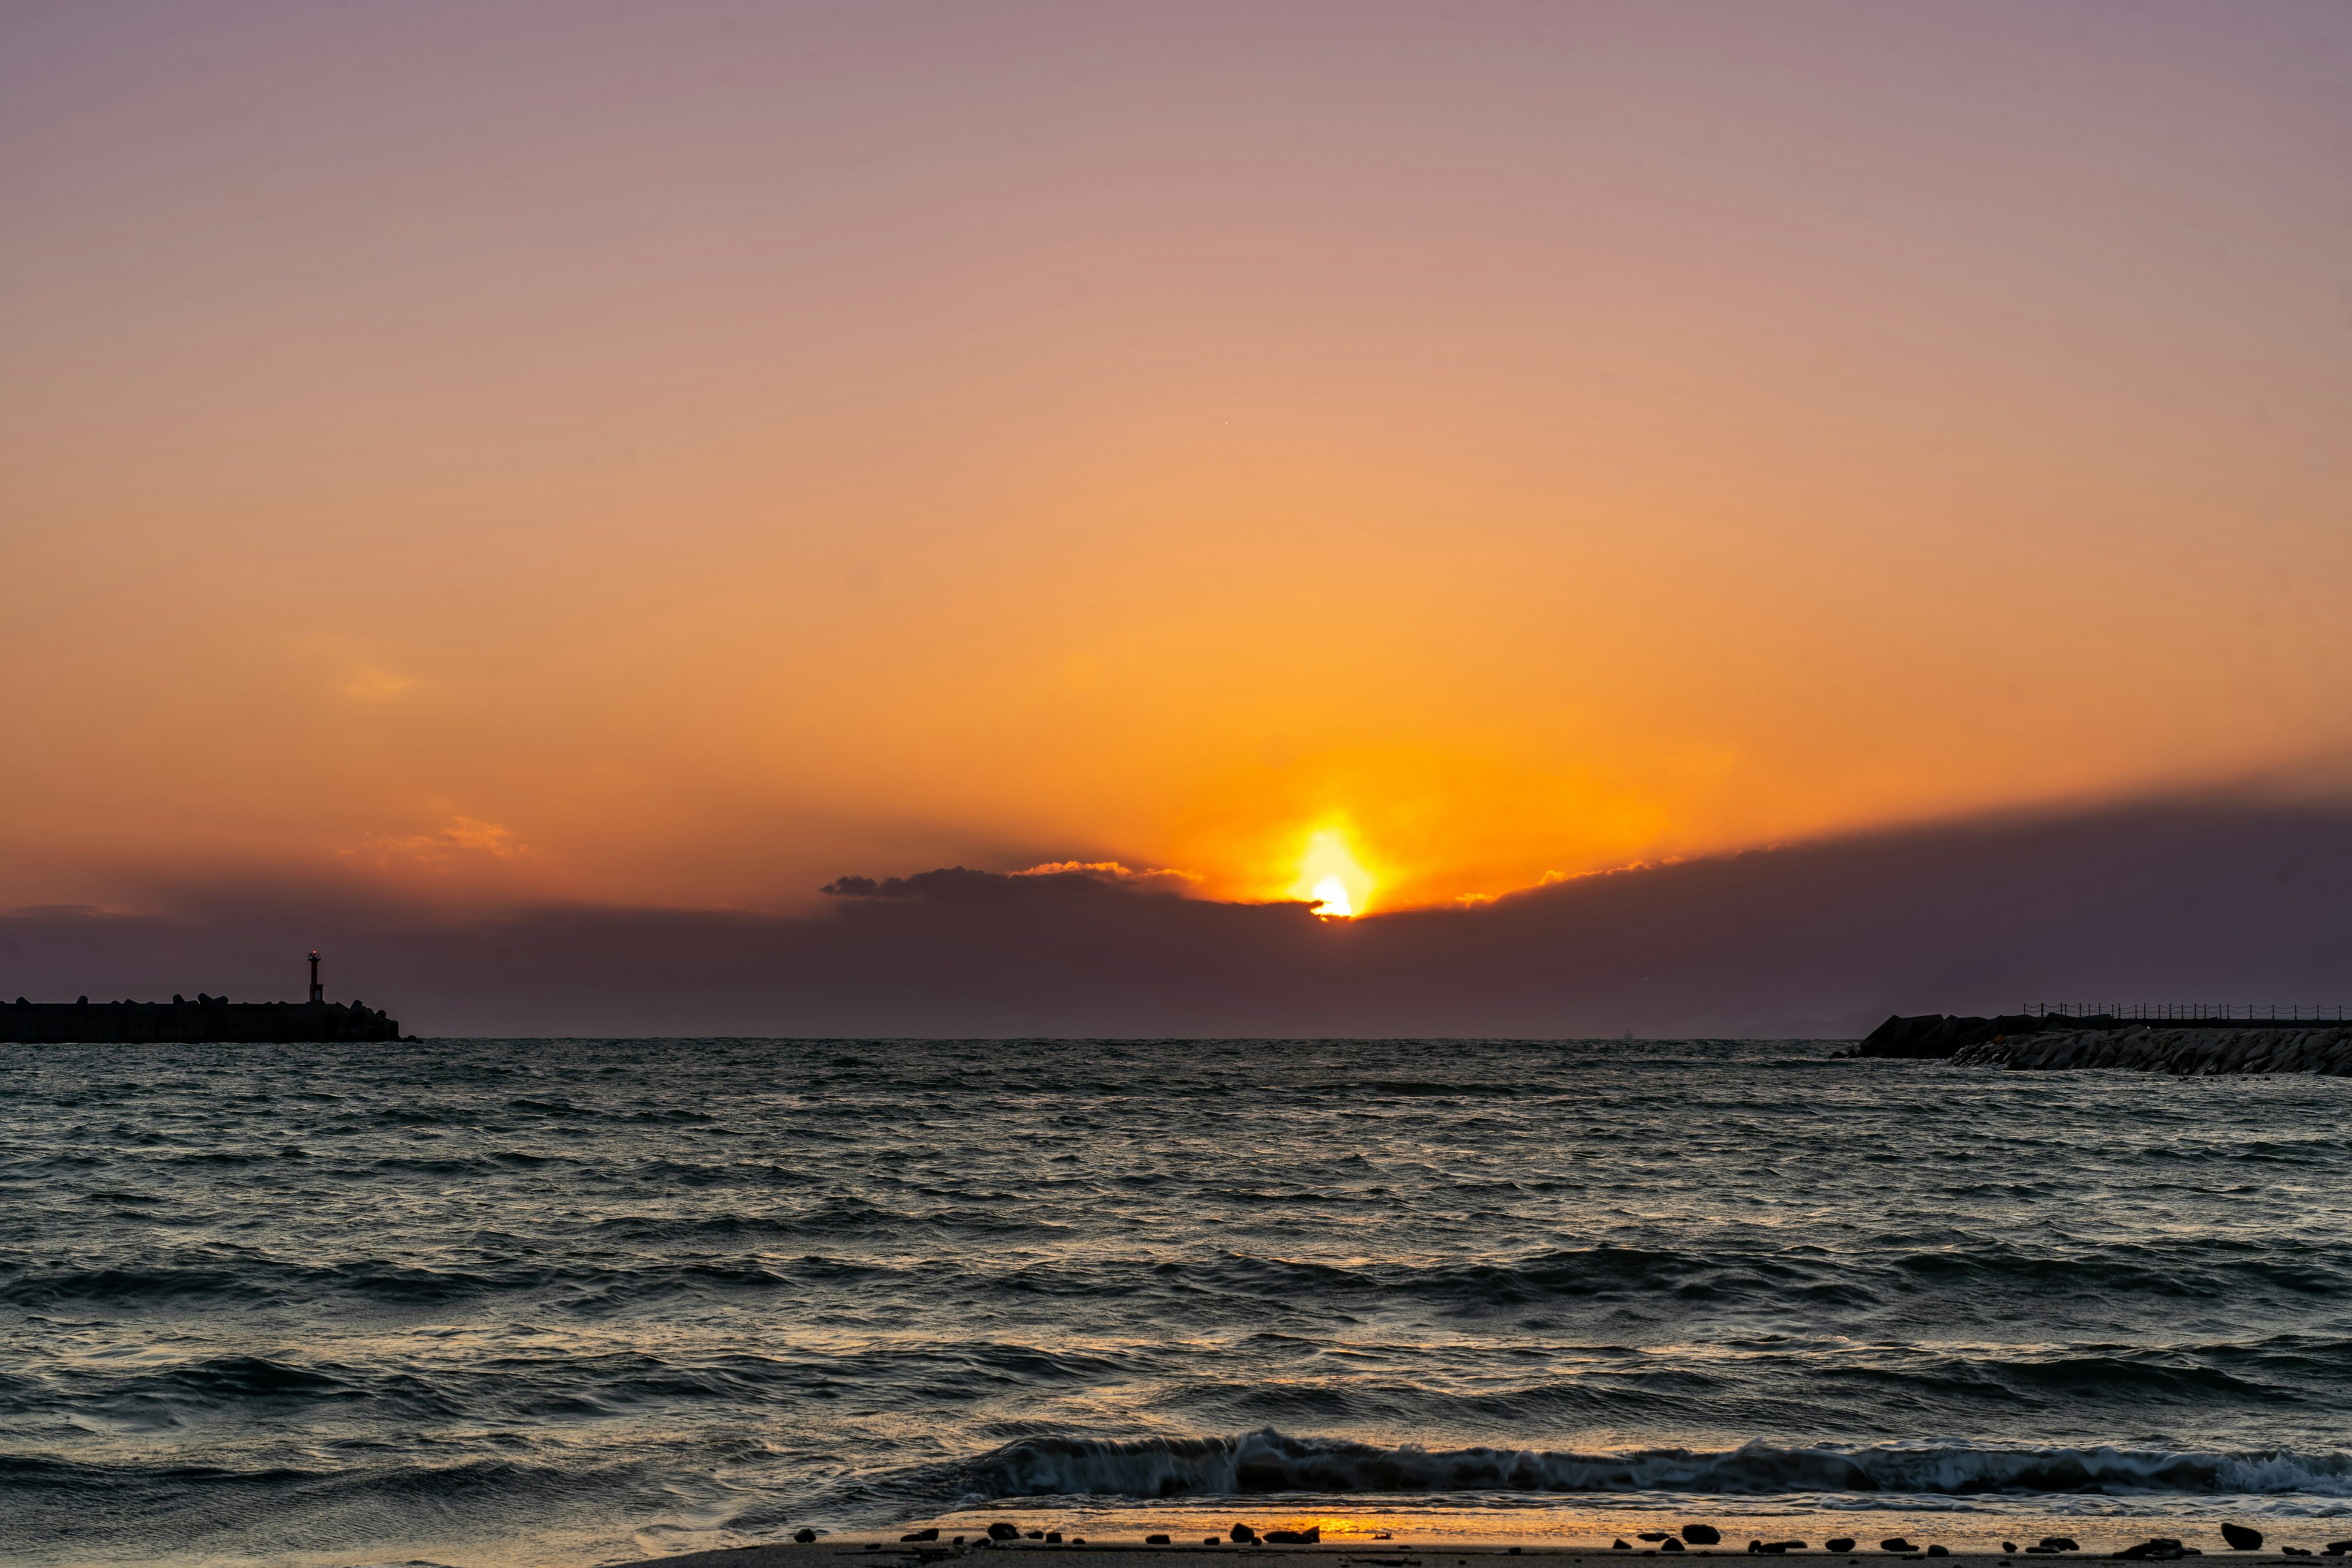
[0,995,404,1044]
[1,951,405,1044]
[1853,1011,2340,1060]
[1951,1025,2352,1076]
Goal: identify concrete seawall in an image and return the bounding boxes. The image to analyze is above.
[1951,1025,2352,1076]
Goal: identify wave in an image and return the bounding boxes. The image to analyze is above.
[0,1451,649,1553]
[960,1431,2352,1501]
[10,1242,2349,1330]
[1153,1241,2352,1312]
[0,1251,801,1310]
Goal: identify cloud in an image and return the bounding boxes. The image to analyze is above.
[349,817,530,869]
[10,789,2351,1038]
[342,667,416,701]
[1014,859,1202,889]
[820,862,1204,901]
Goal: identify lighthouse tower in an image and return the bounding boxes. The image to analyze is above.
[307,950,323,1004]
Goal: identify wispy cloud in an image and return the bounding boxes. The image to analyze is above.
[349,817,530,869]
[1015,860,1202,891]
[342,666,417,702]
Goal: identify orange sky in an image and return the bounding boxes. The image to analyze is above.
[6,2,2350,916]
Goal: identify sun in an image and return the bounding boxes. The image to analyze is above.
[1290,829,1373,918]
[1308,876,1353,918]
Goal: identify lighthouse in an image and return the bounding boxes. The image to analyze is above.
[308,949,323,1004]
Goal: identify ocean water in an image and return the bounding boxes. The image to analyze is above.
[4,1038,2351,1568]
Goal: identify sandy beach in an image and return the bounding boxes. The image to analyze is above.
[638,1511,2352,1568]
[645,1547,2340,1568]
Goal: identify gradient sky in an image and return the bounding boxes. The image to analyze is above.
[7,1,2350,918]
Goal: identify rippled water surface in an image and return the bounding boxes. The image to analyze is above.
[5,1038,2350,1567]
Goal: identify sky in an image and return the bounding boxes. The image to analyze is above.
[7,0,2352,928]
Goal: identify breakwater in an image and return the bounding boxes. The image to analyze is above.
[0,996,402,1044]
[1951,1025,2352,1076]
[1851,1011,2333,1060]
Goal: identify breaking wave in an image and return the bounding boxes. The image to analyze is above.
[964,1430,2352,1500]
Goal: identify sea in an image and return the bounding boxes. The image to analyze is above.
[4,1037,2350,1568]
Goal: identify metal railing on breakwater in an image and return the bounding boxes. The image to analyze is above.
[2030,1002,2348,1022]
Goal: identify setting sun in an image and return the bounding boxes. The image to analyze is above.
[1291,830,1373,918]
[1308,877,1353,918]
